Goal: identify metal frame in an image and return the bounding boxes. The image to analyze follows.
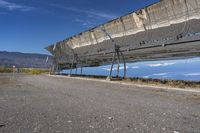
[101,27,126,79]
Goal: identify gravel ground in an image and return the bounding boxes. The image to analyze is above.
[0,73,200,133]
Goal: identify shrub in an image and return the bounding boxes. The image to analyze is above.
[20,68,49,75]
[0,67,13,73]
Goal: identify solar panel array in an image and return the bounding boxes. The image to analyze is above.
[46,0,200,73]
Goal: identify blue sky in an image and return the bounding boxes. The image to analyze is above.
[0,0,159,54]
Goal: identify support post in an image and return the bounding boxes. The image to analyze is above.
[51,56,57,74]
[80,63,83,75]
[69,55,75,76]
[100,27,127,80]
[107,48,126,80]
[120,51,126,79]
[108,53,116,79]
[67,41,82,76]
[75,65,77,74]
[116,49,120,78]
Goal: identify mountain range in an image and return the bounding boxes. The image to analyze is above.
[0,51,52,68]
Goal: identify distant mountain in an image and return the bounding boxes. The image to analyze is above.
[0,51,53,68]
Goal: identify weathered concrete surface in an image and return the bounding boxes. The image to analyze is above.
[0,73,200,133]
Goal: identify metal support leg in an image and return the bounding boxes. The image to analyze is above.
[120,51,126,79]
[57,65,59,74]
[107,49,126,80]
[108,52,116,79]
[74,55,83,75]
[55,64,58,73]
[75,66,77,74]
[52,57,57,74]
[100,27,125,80]
[70,56,75,76]
[80,63,83,75]
[51,64,55,74]
[75,57,79,75]
[116,51,120,78]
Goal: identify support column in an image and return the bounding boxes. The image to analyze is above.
[120,51,127,79]
[80,62,83,75]
[116,49,121,78]
[107,47,126,80]
[108,52,116,79]
[51,57,58,75]
[75,65,78,74]
[69,55,75,76]
[100,27,127,80]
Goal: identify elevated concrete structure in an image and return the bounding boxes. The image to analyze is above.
[46,0,200,78]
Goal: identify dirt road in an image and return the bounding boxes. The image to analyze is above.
[0,74,200,133]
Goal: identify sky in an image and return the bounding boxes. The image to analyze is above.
[0,0,160,54]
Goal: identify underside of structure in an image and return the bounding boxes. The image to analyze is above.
[46,0,200,78]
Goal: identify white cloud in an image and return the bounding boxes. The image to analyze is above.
[49,3,117,20]
[184,58,200,63]
[0,0,34,12]
[73,18,98,28]
[48,3,118,28]
[59,6,117,20]
[143,76,149,78]
[148,62,175,67]
[142,72,170,79]
[102,65,138,71]
[103,66,129,71]
[184,73,200,76]
[132,66,139,69]
[152,73,168,76]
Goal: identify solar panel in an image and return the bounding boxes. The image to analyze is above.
[46,0,200,78]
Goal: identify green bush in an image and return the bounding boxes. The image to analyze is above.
[0,67,49,75]
[29,69,48,75]
[20,68,49,75]
[0,67,13,73]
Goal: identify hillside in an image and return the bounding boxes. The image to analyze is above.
[0,51,52,68]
